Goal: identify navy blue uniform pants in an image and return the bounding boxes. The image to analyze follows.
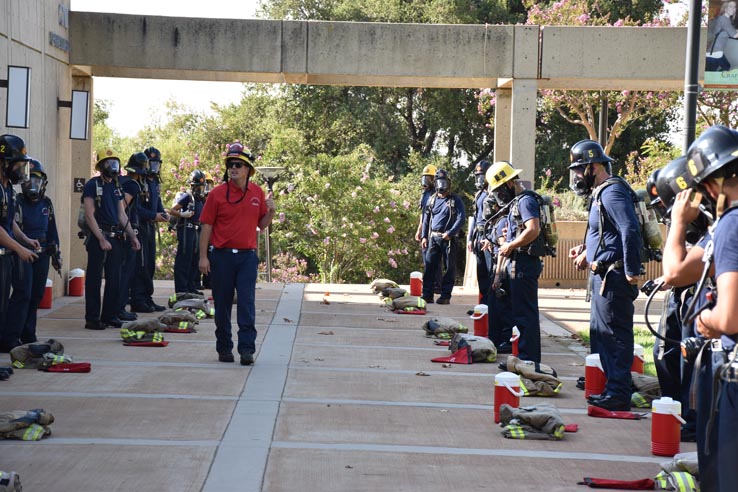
[717,364,738,492]
[487,259,513,347]
[6,252,49,345]
[85,236,123,322]
[3,254,33,349]
[506,253,542,362]
[590,270,637,400]
[695,346,721,492]
[473,244,493,301]
[0,255,21,350]
[118,238,137,313]
[653,289,697,432]
[423,235,456,300]
[131,223,156,306]
[210,248,258,356]
[174,226,197,293]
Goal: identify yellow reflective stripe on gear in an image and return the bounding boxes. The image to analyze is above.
[671,471,697,492]
[438,333,451,339]
[22,424,44,441]
[507,424,526,439]
[195,310,206,319]
[519,380,530,396]
[169,294,176,303]
[631,392,649,408]
[418,299,426,308]
[654,471,669,489]
[208,308,215,316]
[178,321,189,328]
[553,424,565,439]
[553,382,563,394]
[153,332,163,343]
[12,360,24,369]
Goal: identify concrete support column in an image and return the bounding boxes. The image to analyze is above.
[493,88,512,163]
[509,79,537,184]
[68,75,94,286]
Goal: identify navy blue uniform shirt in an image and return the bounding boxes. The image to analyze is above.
[467,190,488,242]
[17,196,59,244]
[137,178,165,222]
[120,176,142,226]
[422,193,465,238]
[506,193,540,244]
[585,181,642,277]
[1,182,14,238]
[82,177,122,227]
[176,193,204,223]
[711,209,738,349]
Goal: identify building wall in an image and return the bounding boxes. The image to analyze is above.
[0,0,92,297]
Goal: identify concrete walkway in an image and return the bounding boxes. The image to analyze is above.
[0,281,689,491]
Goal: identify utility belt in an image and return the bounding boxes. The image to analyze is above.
[99,224,125,240]
[590,259,624,278]
[178,222,200,230]
[215,247,256,254]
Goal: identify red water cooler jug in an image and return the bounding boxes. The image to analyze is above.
[651,397,685,456]
[631,343,645,374]
[494,372,523,423]
[510,326,520,357]
[585,353,606,399]
[409,271,423,297]
[39,278,53,309]
[470,304,488,337]
[68,268,85,296]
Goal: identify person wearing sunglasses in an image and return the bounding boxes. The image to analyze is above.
[199,142,276,366]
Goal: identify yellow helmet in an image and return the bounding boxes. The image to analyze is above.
[422,164,437,176]
[485,161,522,191]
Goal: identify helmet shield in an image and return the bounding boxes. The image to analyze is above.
[435,177,450,195]
[21,175,46,201]
[474,172,486,190]
[99,157,121,179]
[421,175,434,189]
[492,183,515,206]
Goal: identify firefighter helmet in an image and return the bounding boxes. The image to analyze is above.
[485,161,521,192]
[686,125,738,185]
[21,158,47,201]
[224,142,255,177]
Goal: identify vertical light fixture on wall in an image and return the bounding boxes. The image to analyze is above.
[58,90,90,140]
[0,65,32,128]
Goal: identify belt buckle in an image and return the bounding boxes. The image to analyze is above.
[232,249,238,254]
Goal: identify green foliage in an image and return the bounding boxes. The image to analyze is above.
[270,146,425,283]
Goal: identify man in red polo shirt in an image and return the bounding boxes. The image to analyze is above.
[199,142,276,365]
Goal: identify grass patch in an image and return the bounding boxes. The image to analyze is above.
[574,327,656,377]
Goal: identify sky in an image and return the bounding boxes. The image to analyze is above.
[70,0,693,138]
[70,0,262,136]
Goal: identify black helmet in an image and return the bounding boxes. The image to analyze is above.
[686,125,738,185]
[569,139,614,168]
[655,157,693,216]
[646,168,662,213]
[0,134,30,184]
[96,155,121,179]
[21,158,47,201]
[568,140,613,197]
[143,146,162,176]
[189,169,206,198]
[125,152,149,176]
[473,160,491,190]
[189,169,206,185]
[655,156,710,242]
[435,169,450,195]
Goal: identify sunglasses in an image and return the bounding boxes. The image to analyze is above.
[226,159,246,169]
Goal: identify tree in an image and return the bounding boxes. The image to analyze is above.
[257,0,528,174]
